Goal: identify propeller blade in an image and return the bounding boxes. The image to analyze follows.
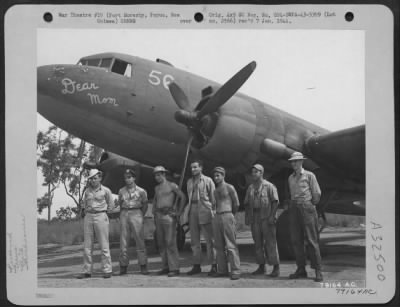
[197,61,256,118]
[169,82,191,111]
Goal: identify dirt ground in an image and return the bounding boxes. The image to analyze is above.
[38,227,365,288]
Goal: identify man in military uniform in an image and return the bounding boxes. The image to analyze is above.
[184,159,217,276]
[152,166,186,277]
[117,169,149,275]
[77,169,114,279]
[287,152,323,282]
[212,167,241,280]
[244,164,280,277]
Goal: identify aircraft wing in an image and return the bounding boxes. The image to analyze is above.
[304,125,365,183]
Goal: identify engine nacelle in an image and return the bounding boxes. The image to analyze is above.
[85,151,156,196]
[197,100,257,169]
[260,138,294,159]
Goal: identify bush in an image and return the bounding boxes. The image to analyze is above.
[38,219,84,245]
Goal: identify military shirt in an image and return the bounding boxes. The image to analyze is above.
[187,174,215,208]
[118,185,148,209]
[288,168,321,205]
[186,174,216,224]
[83,185,113,212]
[191,180,200,202]
[244,179,279,221]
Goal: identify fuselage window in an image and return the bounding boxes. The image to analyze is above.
[111,59,132,78]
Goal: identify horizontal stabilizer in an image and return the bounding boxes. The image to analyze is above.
[304,125,365,183]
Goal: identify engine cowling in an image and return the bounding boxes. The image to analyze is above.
[196,99,257,169]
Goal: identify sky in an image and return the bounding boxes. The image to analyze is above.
[37,28,364,218]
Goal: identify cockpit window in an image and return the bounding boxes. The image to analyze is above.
[111,59,132,78]
[100,58,112,68]
[77,57,132,77]
[87,58,101,67]
[78,58,103,67]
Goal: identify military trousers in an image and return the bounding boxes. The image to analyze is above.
[155,212,180,271]
[189,203,216,265]
[214,213,241,275]
[82,212,112,274]
[250,210,280,265]
[289,202,322,270]
[119,209,147,267]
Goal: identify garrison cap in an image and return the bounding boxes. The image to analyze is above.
[124,168,136,177]
[87,169,102,179]
[212,166,226,176]
[153,166,167,174]
[288,152,307,161]
[252,164,264,173]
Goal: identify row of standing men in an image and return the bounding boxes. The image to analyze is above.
[76,151,323,282]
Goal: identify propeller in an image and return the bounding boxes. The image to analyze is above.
[169,61,257,189]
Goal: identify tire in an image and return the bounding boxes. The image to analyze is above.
[153,230,159,252]
[176,223,186,251]
[276,210,295,260]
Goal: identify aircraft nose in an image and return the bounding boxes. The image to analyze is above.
[37,65,65,96]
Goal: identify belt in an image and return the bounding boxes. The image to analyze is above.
[191,200,199,204]
[86,210,107,214]
[155,207,174,214]
[121,207,141,210]
[216,211,232,215]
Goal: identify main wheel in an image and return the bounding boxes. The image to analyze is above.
[276,210,295,260]
[153,230,159,252]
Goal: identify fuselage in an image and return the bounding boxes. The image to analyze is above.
[37,52,329,176]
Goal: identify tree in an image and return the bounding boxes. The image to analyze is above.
[55,206,78,221]
[37,126,100,222]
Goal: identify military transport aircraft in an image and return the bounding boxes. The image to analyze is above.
[37,52,365,256]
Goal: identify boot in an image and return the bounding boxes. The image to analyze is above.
[103,272,112,279]
[251,264,266,275]
[230,273,241,280]
[314,269,323,282]
[208,264,218,277]
[269,264,280,277]
[187,264,202,275]
[140,264,149,275]
[119,266,128,276]
[289,267,308,279]
[167,270,180,277]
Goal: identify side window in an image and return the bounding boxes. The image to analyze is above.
[111,59,132,78]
